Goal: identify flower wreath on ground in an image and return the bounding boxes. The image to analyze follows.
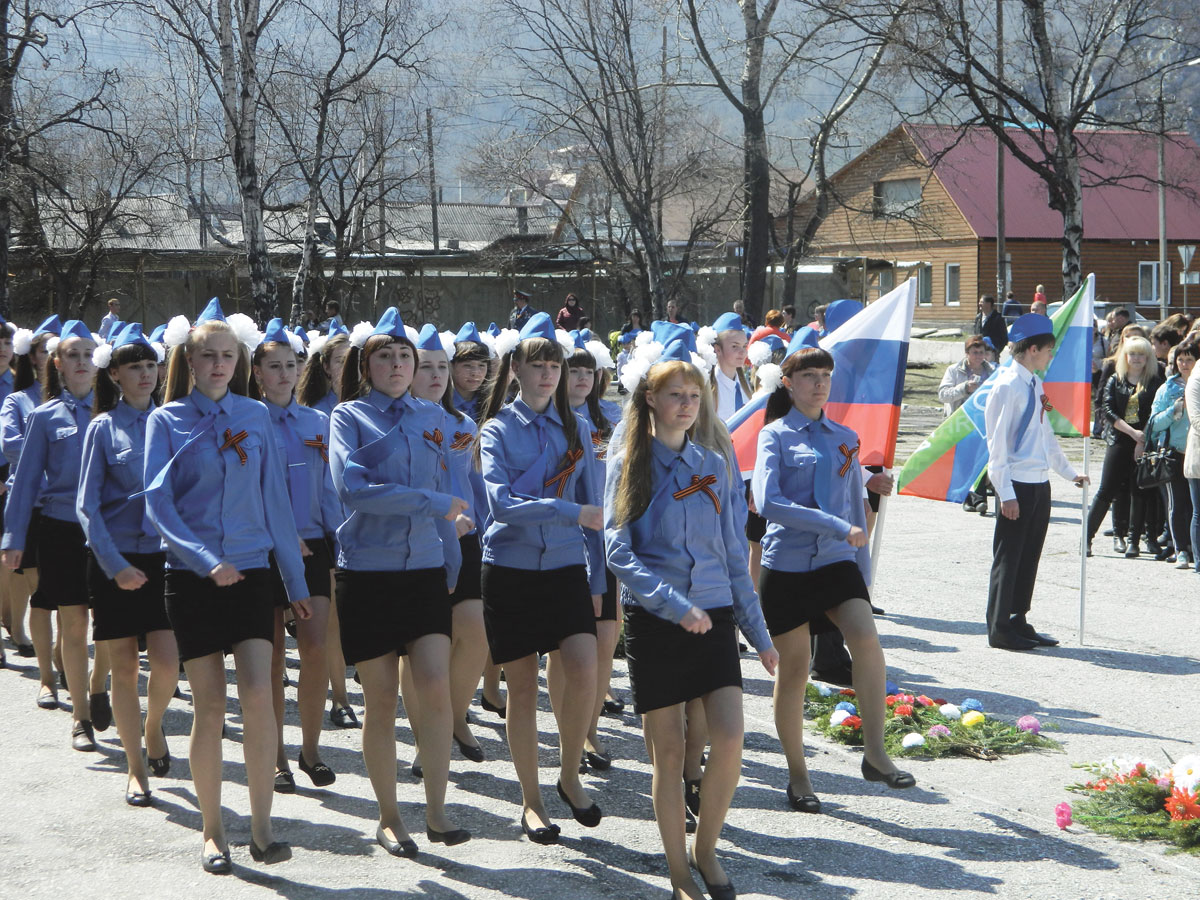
[1057,756,1200,853]
[805,681,1060,760]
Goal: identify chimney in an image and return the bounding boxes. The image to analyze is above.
[516,206,528,235]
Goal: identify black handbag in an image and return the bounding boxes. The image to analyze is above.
[1135,440,1181,490]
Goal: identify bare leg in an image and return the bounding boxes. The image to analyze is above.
[406,633,457,833]
[295,595,331,766]
[449,599,487,751]
[106,636,148,792]
[503,653,551,829]
[144,628,179,761]
[356,651,410,840]
[827,598,899,774]
[643,704,703,900]
[326,587,351,709]
[2,567,32,645]
[772,625,814,794]
[183,652,229,856]
[232,637,280,849]
[586,619,619,758]
[271,610,289,773]
[692,686,745,892]
[553,632,598,811]
[58,605,91,725]
[30,606,55,697]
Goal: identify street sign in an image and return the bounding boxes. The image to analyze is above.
[1181,244,1196,271]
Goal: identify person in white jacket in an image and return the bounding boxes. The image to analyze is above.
[938,334,995,417]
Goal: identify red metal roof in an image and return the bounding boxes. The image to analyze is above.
[905,124,1200,241]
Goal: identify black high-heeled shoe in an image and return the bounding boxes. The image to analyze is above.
[556,780,602,827]
[861,757,916,789]
[520,812,561,845]
[786,783,821,813]
[453,732,485,763]
[426,825,471,846]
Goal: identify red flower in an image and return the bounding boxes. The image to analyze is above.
[916,695,934,707]
[894,704,914,717]
[1166,788,1200,821]
[885,695,897,706]
[933,698,948,705]
[842,715,862,730]
[839,689,856,697]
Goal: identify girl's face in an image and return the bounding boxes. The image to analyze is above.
[112,357,158,406]
[367,341,414,398]
[324,344,349,389]
[411,348,449,402]
[715,331,747,370]
[1125,350,1148,376]
[31,340,49,374]
[646,373,701,434]
[512,353,561,407]
[1176,353,1196,381]
[785,366,833,415]
[451,357,488,397]
[0,332,13,371]
[254,344,299,405]
[567,365,595,407]
[189,331,239,396]
[55,337,97,397]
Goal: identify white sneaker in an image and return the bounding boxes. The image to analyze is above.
[1176,551,1192,570]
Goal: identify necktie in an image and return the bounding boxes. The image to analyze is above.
[733,378,743,409]
[278,409,310,527]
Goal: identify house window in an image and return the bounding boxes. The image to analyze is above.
[878,268,894,298]
[945,263,961,306]
[918,264,932,305]
[1139,261,1171,305]
[873,178,922,218]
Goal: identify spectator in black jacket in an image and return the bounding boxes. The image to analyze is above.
[974,295,1008,355]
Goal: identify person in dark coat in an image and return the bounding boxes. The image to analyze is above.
[974,296,1008,355]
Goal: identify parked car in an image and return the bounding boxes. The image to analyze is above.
[1045,299,1156,328]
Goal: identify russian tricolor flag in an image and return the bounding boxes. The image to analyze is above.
[729,279,917,477]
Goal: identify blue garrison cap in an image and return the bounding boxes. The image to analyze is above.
[1009,313,1052,344]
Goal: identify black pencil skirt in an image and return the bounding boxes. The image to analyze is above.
[88,551,170,642]
[30,515,89,611]
[335,567,452,664]
[481,563,596,664]
[758,561,871,637]
[449,534,483,606]
[624,604,741,714]
[165,567,275,663]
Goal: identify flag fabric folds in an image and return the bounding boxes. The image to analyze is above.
[729,278,918,478]
[897,274,1095,502]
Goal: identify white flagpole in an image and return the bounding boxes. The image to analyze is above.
[870,468,892,581]
[1078,436,1090,644]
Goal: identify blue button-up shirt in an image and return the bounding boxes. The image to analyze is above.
[77,400,162,578]
[143,390,308,603]
[2,390,93,548]
[1,381,41,480]
[265,398,341,540]
[312,390,338,419]
[441,407,484,534]
[478,398,605,594]
[329,390,461,584]
[452,389,480,424]
[752,406,871,581]
[604,435,771,651]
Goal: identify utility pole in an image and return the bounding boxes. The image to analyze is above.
[1158,86,1168,319]
[995,0,1006,301]
[427,108,438,252]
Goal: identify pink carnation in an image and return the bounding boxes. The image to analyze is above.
[928,725,951,738]
[1016,715,1041,735]
[1055,802,1072,829]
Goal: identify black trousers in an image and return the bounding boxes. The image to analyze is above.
[987,480,1050,639]
[1087,435,1147,542]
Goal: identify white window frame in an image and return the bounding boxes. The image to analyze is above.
[945,262,961,306]
[917,264,932,306]
[1139,260,1171,305]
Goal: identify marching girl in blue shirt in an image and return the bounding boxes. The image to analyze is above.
[475,311,606,844]
[0,316,58,677]
[605,337,777,900]
[752,346,915,817]
[77,324,179,806]
[250,319,343,792]
[145,310,312,873]
[0,314,22,667]
[448,324,506,717]
[557,333,622,772]
[2,321,100,755]
[403,324,489,769]
[296,324,357,729]
[329,308,468,857]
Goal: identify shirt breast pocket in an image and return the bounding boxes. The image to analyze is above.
[105,445,143,492]
[51,425,78,443]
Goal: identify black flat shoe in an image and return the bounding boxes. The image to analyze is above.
[148,729,171,777]
[200,847,231,875]
[376,826,418,858]
[1012,621,1060,647]
[861,757,916,789]
[786,783,821,813]
[72,720,97,752]
[410,762,423,779]
[426,826,471,846]
[602,697,625,716]
[329,704,361,729]
[298,751,336,787]
[15,642,34,657]
[689,848,736,900]
[520,812,561,845]
[453,733,485,763]
[89,691,113,732]
[556,779,602,827]
[585,749,612,771]
[249,840,292,864]
[684,804,697,834]
[37,687,59,710]
[684,778,702,816]
[273,769,296,794]
[480,695,506,719]
[125,787,154,807]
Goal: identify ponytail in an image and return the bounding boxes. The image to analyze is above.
[298,333,348,407]
[42,354,63,402]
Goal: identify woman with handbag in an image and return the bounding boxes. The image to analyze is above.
[1085,336,1164,558]
[1149,339,1197,567]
